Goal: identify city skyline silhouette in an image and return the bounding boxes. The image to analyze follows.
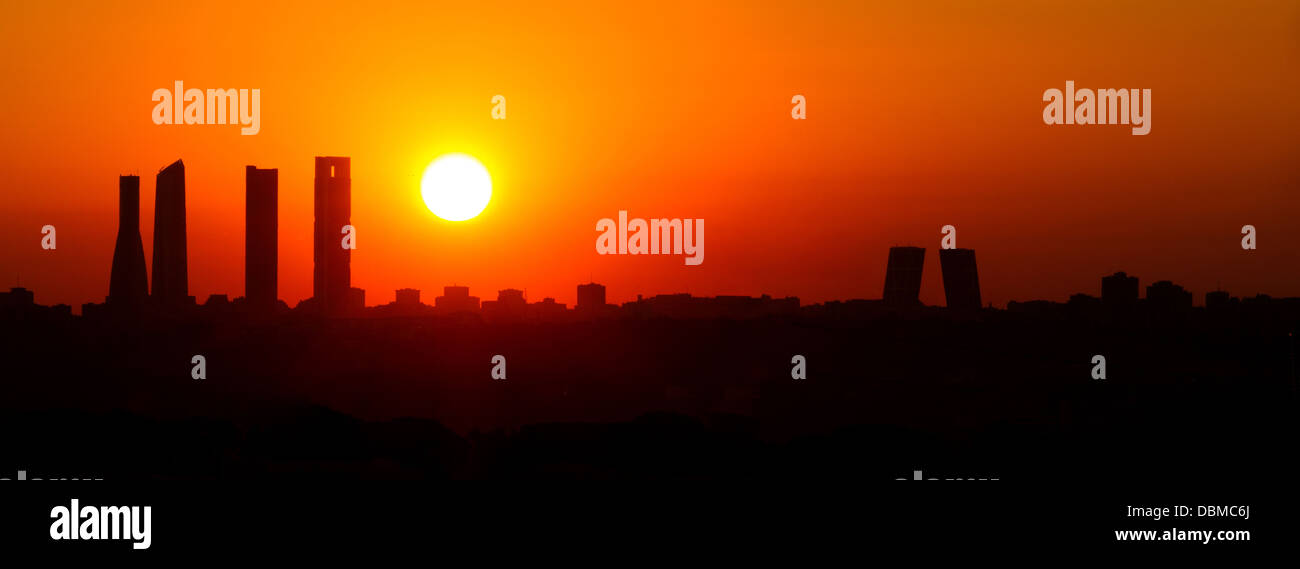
[2,156,1283,321]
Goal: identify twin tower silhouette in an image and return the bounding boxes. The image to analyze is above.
[106,157,356,314]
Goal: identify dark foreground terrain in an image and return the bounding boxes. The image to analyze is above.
[2,305,1296,482]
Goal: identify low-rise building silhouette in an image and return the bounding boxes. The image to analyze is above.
[1205,290,1235,311]
[346,287,366,312]
[395,288,421,307]
[622,293,799,319]
[435,286,480,314]
[0,287,42,321]
[482,289,528,320]
[531,297,567,321]
[577,282,606,312]
[575,282,619,318]
[1102,271,1139,310]
[1146,280,1193,313]
[1,286,34,307]
[371,288,427,317]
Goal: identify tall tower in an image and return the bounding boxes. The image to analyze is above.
[939,248,981,310]
[882,246,925,307]
[313,157,351,313]
[245,166,278,309]
[107,175,148,307]
[151,159,189,305]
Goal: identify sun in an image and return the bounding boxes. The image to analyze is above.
[421,153,492,221]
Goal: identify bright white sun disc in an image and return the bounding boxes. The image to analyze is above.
[421,153,492,221]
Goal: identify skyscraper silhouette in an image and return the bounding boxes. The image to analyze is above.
[939,248,981,310]
[107,175,148,307]
[151,160,189,306]
[245,166,278,309]
[313,157,351,314]
[883,246,925,307]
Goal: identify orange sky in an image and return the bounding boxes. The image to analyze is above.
[2,0,1298,312]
